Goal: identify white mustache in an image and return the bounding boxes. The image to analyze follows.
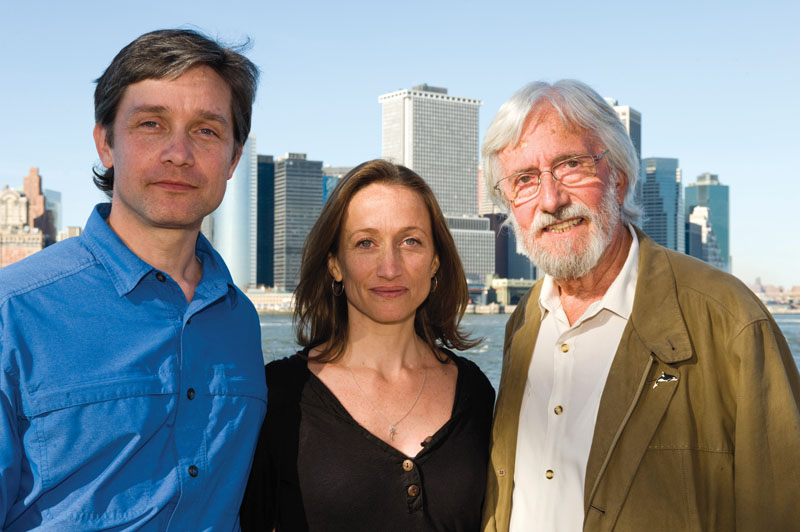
[532,203,593,233]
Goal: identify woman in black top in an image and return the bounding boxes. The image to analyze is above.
[241,160,494,531]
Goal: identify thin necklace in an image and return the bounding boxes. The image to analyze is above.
[346,362,427,442]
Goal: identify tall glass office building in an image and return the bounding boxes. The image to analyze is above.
[641,157,684,252]
[210,136,257,289]
[685,172,730,272]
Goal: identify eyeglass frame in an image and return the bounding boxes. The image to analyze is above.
[493,150,608,206]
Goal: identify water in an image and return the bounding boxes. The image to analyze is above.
[261,313,800,392]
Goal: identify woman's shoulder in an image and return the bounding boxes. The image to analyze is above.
[265,350,311,395]
[439,348,495,398]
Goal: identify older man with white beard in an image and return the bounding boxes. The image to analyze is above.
[480,80,800,532]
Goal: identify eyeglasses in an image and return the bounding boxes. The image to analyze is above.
[494,150,608,206]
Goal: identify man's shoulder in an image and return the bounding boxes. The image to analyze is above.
[0,237,97,305]
[655,245,767,323]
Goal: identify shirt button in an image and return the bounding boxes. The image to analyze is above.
[187,388,196,400]
[402,459,414,472]
[188,465,199,477]
[560,343,569,353]
[155,272,166,282]
[554,405,563,415]
[545,469,554,479]
[407,484,420,497]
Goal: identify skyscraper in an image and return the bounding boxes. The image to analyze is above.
[273,153,323,292]
[641,157,684,252]
[685,173,730,272]
[379,84,482,216]
[379,84,494,282]
[211,136,257,289]
[604,98,642,161]
[256,155,275,287]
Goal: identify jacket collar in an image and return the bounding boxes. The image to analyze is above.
[628,226,693,364]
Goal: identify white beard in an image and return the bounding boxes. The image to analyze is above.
[513,185,621,280]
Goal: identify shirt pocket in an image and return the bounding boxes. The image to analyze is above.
[19,373,177,523]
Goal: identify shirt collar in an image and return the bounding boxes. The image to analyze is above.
[80,203,236,299]
[538,224,639,322]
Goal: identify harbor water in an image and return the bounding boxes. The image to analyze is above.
[261,313,800,392]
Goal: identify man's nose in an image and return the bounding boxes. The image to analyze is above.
[161,132,195,166]
[536,173,570,214]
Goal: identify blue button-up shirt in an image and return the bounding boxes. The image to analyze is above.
[0,204,267,531]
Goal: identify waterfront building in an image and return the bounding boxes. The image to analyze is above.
[210,136,257,289]
[379,84,495,281]
[445,215,495,284]
[685,172,730,272]
[44,189,62,234]
[604,98,642,160]
[685,220,705,261]
[484,213,535,281]
[273,153,323,292]
[641,157,684,252]
[23,167,56,245]
[257,154,275,287]
[605,98,643,204]
[688,205,725,270]
[379,84,482,216]
[1,168,58,267]
[57,226,82,241]
[322,167,351,203]
[0,186,28,227]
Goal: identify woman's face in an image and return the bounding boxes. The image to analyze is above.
[329,183,440,329]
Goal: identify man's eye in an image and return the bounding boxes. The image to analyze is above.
[199,128,218,136]
[140,121,159,128]
[515,173,537,187]
[563,159,580,169]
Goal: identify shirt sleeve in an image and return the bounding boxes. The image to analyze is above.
[1,339,22,525]
[731,318,800,531]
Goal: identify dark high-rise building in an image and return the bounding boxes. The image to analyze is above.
[273,153,323,292]
[641,157,684,252]
[485,213,535,281]
[256,155,275,287]
[685,172,730,272]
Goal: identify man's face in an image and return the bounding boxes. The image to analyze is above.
[94,65,241,231]
[498,105,626,280]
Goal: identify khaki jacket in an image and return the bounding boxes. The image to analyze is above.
[482,228,800,532]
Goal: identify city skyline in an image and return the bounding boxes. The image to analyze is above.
[1,1,798,285]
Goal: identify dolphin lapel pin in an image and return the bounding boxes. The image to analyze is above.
[652,372,678,389]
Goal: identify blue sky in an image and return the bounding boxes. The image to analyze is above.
[1,0,798,286]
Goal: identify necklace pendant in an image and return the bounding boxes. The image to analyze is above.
[389,425,396,441]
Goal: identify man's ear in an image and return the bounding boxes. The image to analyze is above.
[94,124,114,169]
[615,171,628,206]
[328,253,342,282]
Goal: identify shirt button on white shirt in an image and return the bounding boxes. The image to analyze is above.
[509,226,640,532]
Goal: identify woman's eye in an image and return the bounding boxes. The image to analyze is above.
[403,238,420,246]
[356,240,373,249]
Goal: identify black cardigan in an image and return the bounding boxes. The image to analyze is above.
[240,349,495,532]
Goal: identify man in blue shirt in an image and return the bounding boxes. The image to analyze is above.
[0,29,267,531]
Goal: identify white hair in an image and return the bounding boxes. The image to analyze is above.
[482,79,642,225]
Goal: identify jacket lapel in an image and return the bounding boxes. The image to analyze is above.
[583,229,693,530]
[485,284,543,532]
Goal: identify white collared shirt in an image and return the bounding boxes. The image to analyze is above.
[509,226,639,532]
